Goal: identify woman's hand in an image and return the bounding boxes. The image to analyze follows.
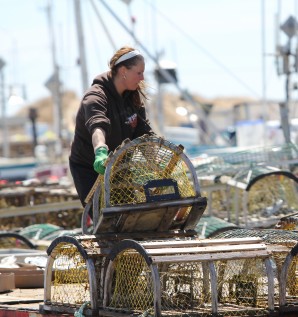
[93,147,108,174]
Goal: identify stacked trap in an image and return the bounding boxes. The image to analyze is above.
[215,228,298,315]
[193,142,298,228]
[40,135,285,317]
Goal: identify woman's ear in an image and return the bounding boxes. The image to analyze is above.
[118,65,127,77]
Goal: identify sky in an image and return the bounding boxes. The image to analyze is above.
[1,0,298,116]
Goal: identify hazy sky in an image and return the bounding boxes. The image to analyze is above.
[1,0,298,115]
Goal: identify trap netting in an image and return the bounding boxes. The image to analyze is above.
[245,171,298,216]
[222,166,298,217]
[214,258,270,316]
[44,237,108,311]
[194,142,298,177]
[104,246,273,317]
[106,250,155,313]
[214,228,298,306]
[214,228,298,247]
[199,166,298,227]
[49,242,91,306]
[105,250,213,316]
[100,135,197,210]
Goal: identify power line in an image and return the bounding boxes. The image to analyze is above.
[99,0,231,145]
[143,0,261,98]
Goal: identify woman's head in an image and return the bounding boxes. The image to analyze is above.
[109,46,147,106]
[109,46,144,74]
[109,46,146,99]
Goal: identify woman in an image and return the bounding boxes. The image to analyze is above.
[69,46,154,207]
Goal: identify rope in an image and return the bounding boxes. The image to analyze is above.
[74,301,90,317]
[138,309,154,317]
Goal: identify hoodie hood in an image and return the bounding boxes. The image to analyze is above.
[91,71,120,99]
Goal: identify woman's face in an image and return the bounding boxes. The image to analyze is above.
[124,60,145,90]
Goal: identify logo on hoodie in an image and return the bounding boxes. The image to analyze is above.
[125,113,138,128]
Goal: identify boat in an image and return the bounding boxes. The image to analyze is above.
[0,157,37,182]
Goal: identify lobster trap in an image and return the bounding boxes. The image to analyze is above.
[193,142,298,225]
[198,164,298,228]
[41,235,276,317]
[102,237,275,317]
[41,235,109,315]
[193,142,298,174]
[82,135,206,235]
[214,228,298,312]
[41,136,280,317]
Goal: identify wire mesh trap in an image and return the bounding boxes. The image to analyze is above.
[193,142,298,228]
[102,238,275,317]
[214,228,298,310]
[41,235,281,317]
[193,142,298,175]
[82,135,207,236]
[199,166,298,228]
[41,235,110,315]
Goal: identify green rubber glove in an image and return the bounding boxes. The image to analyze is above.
[93,147,108,175]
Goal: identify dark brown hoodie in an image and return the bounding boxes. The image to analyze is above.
[69,71,153,167]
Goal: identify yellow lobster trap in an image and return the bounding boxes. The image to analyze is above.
[103,237,275,317]
[82,135,207,235]
[215,228,298,315]
[41,235,276,317]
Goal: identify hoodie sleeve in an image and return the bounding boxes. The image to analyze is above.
[83,90,111,137]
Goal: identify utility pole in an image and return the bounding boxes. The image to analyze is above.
[74,0,89,92]
[0,58,9,158]
[29,108,38,157]
[275,15,298,143]
[45,0,63,160]
[261,0,268,145]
